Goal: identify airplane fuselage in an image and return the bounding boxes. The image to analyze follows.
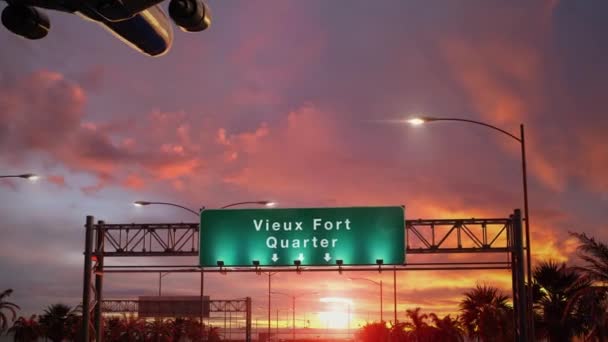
[1,0,209,56]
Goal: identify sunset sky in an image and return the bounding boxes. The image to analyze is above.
[1,0,607,328]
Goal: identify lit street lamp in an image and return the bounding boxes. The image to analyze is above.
[0,173,39,181]
[133,201,199,215]
[271,290,319,340]
[221,201,276,209]
[133,200,275,214]
[133,199,277,339]
[348,277,383,322]
[407,115,532,339]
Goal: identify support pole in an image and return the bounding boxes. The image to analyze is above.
[200,270,204,339]
[94,220,105,342]
[292,296,295,341]
[510,214,518,338]
[512,209,529,341]
[246,297,252,342]
[82,215,94,342]
[268,273,271,341]
[393,267,397,324]
[520,124,535,340]
[380,281,383,322]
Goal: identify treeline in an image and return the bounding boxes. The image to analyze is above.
[357,232,608,342]
[2,232,608,341]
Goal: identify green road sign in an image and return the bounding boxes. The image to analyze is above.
[200,206,405,267]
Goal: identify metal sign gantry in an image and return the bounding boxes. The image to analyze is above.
[82,209,527,341]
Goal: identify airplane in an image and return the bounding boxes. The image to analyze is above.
[0,0,210,56]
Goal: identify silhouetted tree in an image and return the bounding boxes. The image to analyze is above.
[569,232,608,340]
[39,304,76,342]
[403,307,437,341]
[459,285,513,342]
[122,316,145,341]
[0,289,19,334]
[389,321,409,341]
[8,315,41,342]
[429,314,464,342]
[532,260,589,341]
[357,321,390,342]
[144,319,171,342]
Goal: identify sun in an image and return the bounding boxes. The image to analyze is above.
[318,311,350,329]
[317,297,353,329]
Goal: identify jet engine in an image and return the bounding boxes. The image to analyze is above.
[168,0,210,32]
[1,4,50,39]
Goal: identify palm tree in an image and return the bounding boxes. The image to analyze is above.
[571,232,608,284]
[388,321,409,341]
[357,321,390,342]
[403,307,437,341]
[429,314,464,342]
[104,317,125,341]
[207,326,221,342]
[0,289,20,334]
[570,232,608,340]
[459,285,513,342]
[532,260,590,341]
[183,318,203,342]
[8,315,41,342]
[144,319,171,342]
[121,316,145,341]
[167,318,185,341]
[39,304,76,342]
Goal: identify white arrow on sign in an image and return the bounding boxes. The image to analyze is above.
[324,253,332,262]
[272,253,279,262]
[298,253,304,261]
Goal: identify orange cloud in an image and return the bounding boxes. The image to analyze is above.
[123,174,145,190]
[46,175,67,187]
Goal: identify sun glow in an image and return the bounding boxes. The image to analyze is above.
[318,297,353,329]
[318,311,350,329]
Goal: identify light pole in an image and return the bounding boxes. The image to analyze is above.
[133,199,277,340]
[263,272,278,341]
[407,116,532,339]
[0,173,39,180]
[348,277,383,322]
[271,290,319,340]
[158,272,170,296]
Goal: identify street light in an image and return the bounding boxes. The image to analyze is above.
[407,115,532,338]
[0,173,39,181]
[271,290,319,340]
[348,277,383,322]
[133,200,276,214]
[133,199,278,339]
[133,201,199,215]
[221,201,276,209]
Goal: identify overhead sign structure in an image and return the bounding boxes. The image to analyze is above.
[200,206,405,267]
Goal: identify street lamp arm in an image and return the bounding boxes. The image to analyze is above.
[0,174,38,179]
[349,277,381,286]
[423,117,521,142]
[220,201,273,209]
[135,201,199,216]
